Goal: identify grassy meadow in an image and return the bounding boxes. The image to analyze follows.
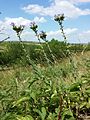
[0,41,90,120]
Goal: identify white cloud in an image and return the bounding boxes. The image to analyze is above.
[21,31,37,41]
[0,17,31,32]
[0,16,47,41]
[79,0,90,2]
[4,16,46,27]
[5,17,31,26]
[78,30,90,43]
[22,0,90,18]
[10,29,90,43]
[70,0,90,3]
[20,28,78,42]
[47,28,78,35]
[47,28,78,41]
[0,21,5,30]
[33,16,47,23]
[0,17,32,41]
[51,0,90,3]
[65,28,78,34]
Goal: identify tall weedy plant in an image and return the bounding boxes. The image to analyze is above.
[30,22,50,65]
[39,31,56,64]
[54,14,66,43]
[54,14,76,120]
[54,14,67,120]
[54,14,78,80]
[54,14,85,120]
[11,23,43,77]
[30,22,56,65]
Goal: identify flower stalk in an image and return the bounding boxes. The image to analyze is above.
[11,23,41,77]
[30,22,50,65]
[39,31,56,64]
[54,14,67,43]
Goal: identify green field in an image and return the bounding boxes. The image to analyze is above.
[0,41,90,120]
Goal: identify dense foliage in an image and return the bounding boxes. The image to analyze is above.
[0,52,90,120]
[0,40,90,66]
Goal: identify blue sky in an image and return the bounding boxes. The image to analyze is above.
[0,0,90,43]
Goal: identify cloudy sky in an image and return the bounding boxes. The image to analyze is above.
[0,0,90,43]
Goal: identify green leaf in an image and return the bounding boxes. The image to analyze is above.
[51,90,57,98]
[69,83,80,92]
[80,102,87,108]
[16,115,34,120]
[85,88,90,94]
[41,107,46,120]
[62,108,75,120]
[30,92,37,103]
[12,96,30,107]
[34,107,46,120]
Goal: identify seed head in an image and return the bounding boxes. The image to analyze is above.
[30,22,38,33]
[54,14,65,22]
[39,31,47,40]
[11,23,25,35]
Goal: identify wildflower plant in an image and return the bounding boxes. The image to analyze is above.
[30,22,38,35]
[54,14,78,80]
[54,14,66,43]
[39,31,56,64]
[11,22,40,76]
[54,14,77,120]
[39,31,47,41]
[11,23,25,41]
[30,22,50,65]
[30,22,56,64]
